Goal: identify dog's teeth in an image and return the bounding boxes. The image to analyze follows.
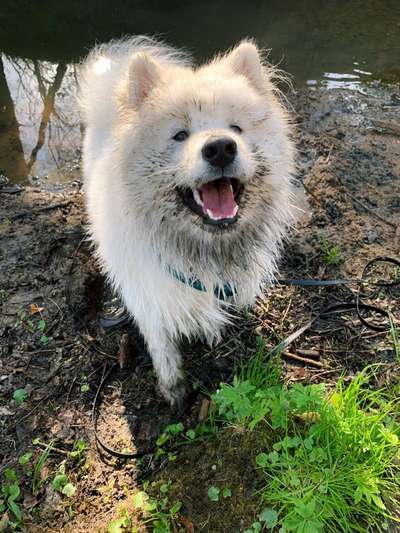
[206,209,217,220]
[193,189,203,207]
[233,205,238,216]
[206,209,222,220]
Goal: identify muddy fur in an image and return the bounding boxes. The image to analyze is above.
[79,36,296,404]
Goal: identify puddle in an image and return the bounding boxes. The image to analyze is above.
[0,0,399,184]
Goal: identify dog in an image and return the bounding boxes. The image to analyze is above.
[79,36,296,406]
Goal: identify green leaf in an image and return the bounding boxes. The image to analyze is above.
[7,483,20,502]
[107,514,130,533]
[295,499,316,519]
[18,452,33,465]
[165,422,184,435]
[133,491,148,510]
[40,334,49,345]
[259,508,278,529]
[156,433,169,447]
[61,483,76,497]
[256,452,269,468]
[186,429,196,440]
[8,500,22,521]
[371,494,386,510]
[222,487,232,498]
[4,468,18,482]
[80,384,89,393]
[207,486,220,502]
[70,438,88,458]
[52,474,68,491]
[354,486,363,504]
[37,319,46,332]
[169,501,182,516]
[159,483,169,494]
[153,524,169,533]
[13,388,27,405]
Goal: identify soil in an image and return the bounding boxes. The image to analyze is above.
[0,84,399,532]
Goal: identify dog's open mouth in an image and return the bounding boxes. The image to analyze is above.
[179,177,243,226]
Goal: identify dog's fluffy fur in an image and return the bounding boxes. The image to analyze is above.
[79,36,296,405]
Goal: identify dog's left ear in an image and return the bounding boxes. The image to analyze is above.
[127,52,162,107]
[225,41,264,92]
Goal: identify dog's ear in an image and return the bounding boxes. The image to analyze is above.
[127,52,161,107]
[225,41,264,92]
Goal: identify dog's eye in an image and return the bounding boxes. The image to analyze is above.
[230,125,243,134]
[172,130,189,142]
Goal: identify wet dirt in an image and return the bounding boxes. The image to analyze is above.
[0,84,399,532]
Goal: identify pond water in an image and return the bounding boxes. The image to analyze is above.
[1,0,399,185]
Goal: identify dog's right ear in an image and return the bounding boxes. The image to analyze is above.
[225,41,265,93]
[126,52,162,107]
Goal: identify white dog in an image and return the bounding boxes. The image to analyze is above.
[79,36,296,406]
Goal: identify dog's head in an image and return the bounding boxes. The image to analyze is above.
[116,41,295,272]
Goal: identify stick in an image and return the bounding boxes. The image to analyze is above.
[344,191,396,229]
[5,202,73,222]
[282,351,325,368]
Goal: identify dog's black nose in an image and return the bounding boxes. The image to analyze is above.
[202,138,237,168]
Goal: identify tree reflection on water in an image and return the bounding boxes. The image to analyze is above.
[0,55,80,185]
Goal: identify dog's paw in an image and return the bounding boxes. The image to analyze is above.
[159,378,186,410]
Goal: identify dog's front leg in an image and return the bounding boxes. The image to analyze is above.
[146,330,186,407]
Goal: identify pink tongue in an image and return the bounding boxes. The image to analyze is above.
[199,178,237,219]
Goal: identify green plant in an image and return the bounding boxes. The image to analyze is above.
[155,422,184,459]
[0,289,9,303]
[212,358,400,532]
[107,509,131,533]
[0,468,23,528]
[32,440,53,493]
[13,388,27,406]
[52,471,76,497]
[69,438,88,463]
[37,318,49,345]
[15,310,34,333]
[321,236,343,266]
[18,452,33,466]
[131,489,182,532]
[207,486,220,502]
[207,485,232,502]
[389,313,399,362]
[243,508,278,532]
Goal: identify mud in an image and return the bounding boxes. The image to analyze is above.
[0,84,399,532]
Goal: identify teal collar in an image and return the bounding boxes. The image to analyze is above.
[167,265,236,301]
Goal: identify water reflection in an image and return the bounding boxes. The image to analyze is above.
[0,0,399,184]
[0,55,80,185]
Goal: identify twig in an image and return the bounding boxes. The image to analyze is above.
[296,349,320,359]
[36,444,69,456]
[66,375,78,403]
[4,202,73,222]
[282,351,325,368]
[372,120,400,136]
[344,191,396,229]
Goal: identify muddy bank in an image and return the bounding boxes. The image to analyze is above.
[0,84,399,532]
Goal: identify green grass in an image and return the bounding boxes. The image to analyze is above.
[389,313,399,362]
[212,341,400,532]
[106,486,183,533]
[0,437,88,530]
[321,236,343,266]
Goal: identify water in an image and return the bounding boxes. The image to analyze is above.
[1,0,399,184]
